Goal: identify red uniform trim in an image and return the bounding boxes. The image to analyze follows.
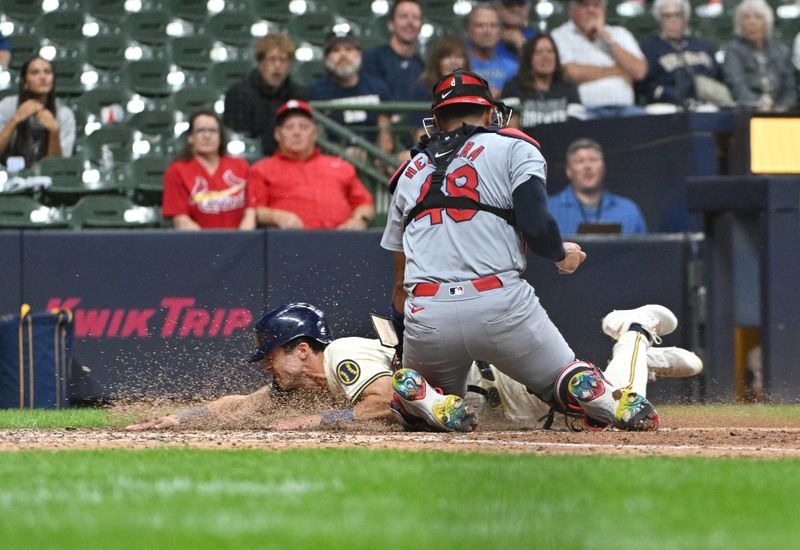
[498,128,540,148]
[412,275,502,297]
[388,160,409,194]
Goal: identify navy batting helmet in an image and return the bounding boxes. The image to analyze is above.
[246,303,333,363]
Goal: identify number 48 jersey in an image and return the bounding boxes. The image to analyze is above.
[381,129,548,285]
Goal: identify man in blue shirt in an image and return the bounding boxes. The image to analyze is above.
[496,0,538,60]
[548,138,647,235]
[308,31,393,154]
[465,4,520,95]
[362,0,425,101]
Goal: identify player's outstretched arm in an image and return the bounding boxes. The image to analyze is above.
[125,386,272,430]
[270,376,395,430]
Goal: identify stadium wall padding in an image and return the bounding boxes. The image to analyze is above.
[3,229,694,403]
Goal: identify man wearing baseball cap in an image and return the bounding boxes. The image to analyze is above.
[248,99,375,230]
[307,30,394,155]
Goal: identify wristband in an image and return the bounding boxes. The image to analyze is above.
[320,408,354,425]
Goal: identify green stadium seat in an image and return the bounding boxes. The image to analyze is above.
[2,0,44,22]
[248,0,294,23]
[86,34,129,71]
[128,109,176,138]
[331,0,374,23]
[166,0,211,22]
[77,87,133,121]
[126,60,174,97]
[37,155,116,206]
[171,86,223,116]
[420,0,456,24]
[292,59,327,87]
[68,194,160,229]
[117,155,170,206]
[0,196,68,229]
[36,10,86,42]
[7,34,43,71]
[78,125,134,163]
[171,35,215,71]
[51,58,87,97]
[206,12,258,47]
[206,60,252,90]
[85,0,129,22]
[124,11,170,46]
[287,13,338,47]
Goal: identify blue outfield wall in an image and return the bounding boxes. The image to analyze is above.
[0,231,22,316]
[3,229,693,404]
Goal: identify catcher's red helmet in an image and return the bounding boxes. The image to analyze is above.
[431,68,496,111]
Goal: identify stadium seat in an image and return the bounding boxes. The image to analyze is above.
[77,87,133,122]
[171,86,223,116]
[206,61,252,90]
[0,196,68,229]
[51,58,87,97]
[291,59,327,87]
[421,0,457,24]
[126,60,174,97]
[37,156,115,207]
[206,12,258,47]
[79,125,134,163]
[128,109,176,138]
[86,34,130,71]
[331,0,374,23]
[68,194,160,229]
[287,13,338,47]
[166,0,211,22]
[117,155,170,206]
[248,0,294,23]
[85,0,129,22]
[124,11,170,46]
[2,0,44,21]
[171,35,215,71]
[7,35,43,71]
[36,10,86,42]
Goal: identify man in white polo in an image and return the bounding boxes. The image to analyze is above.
[552,0,648,118]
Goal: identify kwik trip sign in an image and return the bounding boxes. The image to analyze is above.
[45,297,253,338]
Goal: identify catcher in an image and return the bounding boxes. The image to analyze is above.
[126,302,702,431]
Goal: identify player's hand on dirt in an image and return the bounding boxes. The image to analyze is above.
[125,414,181,431]
[556,242,586,274]
[270,414,320,430]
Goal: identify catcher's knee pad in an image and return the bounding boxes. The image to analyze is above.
[551,361,611,430]
[391,368,476,433]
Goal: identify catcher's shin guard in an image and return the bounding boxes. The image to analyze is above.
[554,361,660,431]
[391,368,476,432]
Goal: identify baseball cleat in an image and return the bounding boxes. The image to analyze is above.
[567,370,660,431]
[391,368,476,432]
[647,347,703,378]
[601,304,678,344]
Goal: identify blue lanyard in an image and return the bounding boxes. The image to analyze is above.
[577,195,604,223]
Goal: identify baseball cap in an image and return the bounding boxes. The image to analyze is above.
[275,99,313,124]
[324,30,361,56]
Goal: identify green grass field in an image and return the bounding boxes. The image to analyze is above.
[0,408,798,548]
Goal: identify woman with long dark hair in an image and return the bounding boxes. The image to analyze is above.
[500,35,585,128]
[0,56,75,169]
[162,109,256,230]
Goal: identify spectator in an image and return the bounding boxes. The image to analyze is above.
[501,34,586,128]
[0,56,75,170]
[308,31,393,155]
[0,32,11,69]
[548,138,647,234]
[162,110,256,230]
[495,0,537,58]
[407,36,472,137]
[722,0,797,112]
[249,100,375,230]
[223,33,307,156]
[362,0,425,101]
[551,0,648,118]
[465,3,520,95]
[639,0,724,107]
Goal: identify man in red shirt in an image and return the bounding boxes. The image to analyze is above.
[249,100,375,229]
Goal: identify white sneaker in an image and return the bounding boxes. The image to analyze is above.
[602,304,678,343]
[647,347,703,378]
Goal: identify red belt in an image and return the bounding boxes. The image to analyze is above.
[412,275,503,297]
